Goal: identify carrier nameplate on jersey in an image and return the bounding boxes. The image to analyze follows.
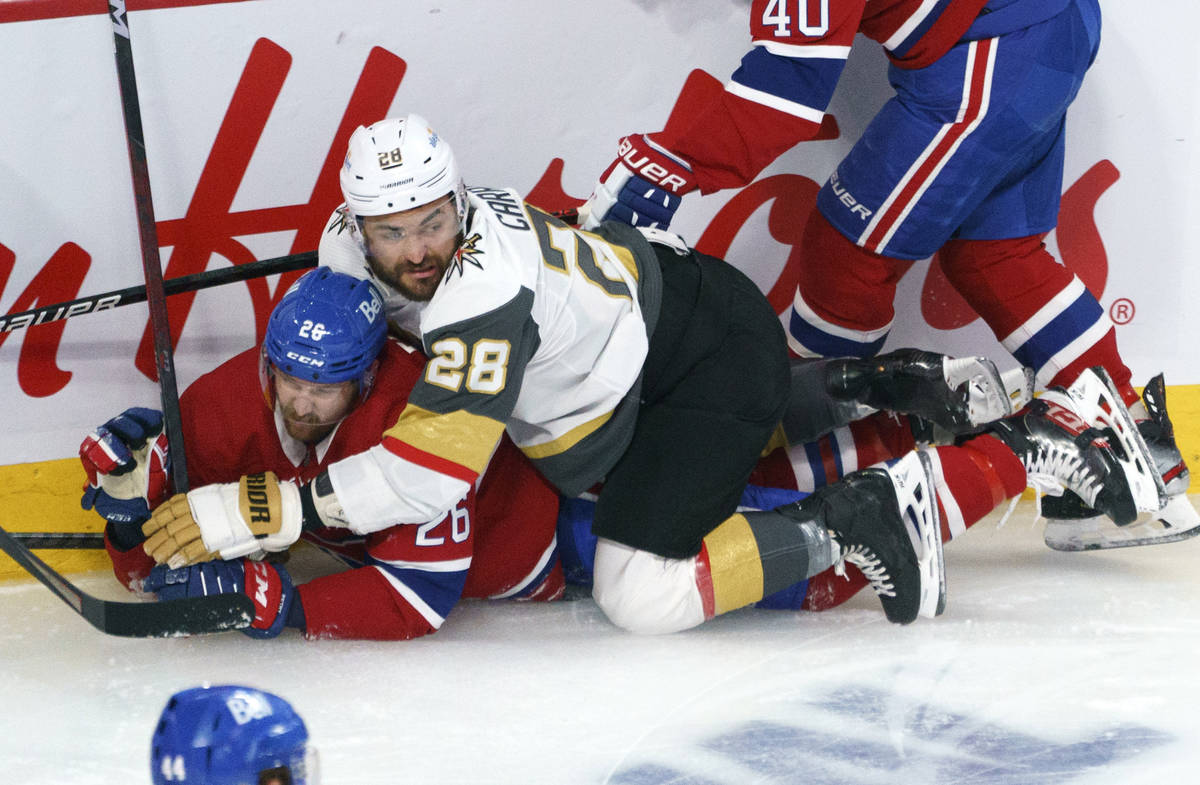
[470,186,530,230]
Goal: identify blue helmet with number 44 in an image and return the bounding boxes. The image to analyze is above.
[151,684,318,785]
[262,268,387,392]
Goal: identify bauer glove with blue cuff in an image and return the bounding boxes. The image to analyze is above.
[79,407,170,527]
[582,133,696,230]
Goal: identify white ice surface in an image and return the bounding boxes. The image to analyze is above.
[2,502,1198,784]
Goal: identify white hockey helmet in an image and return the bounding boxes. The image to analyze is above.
[339,115,467,232]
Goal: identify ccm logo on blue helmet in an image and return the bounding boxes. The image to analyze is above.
[285,352,325,367]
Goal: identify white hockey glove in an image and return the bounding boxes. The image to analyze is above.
[142,471,302,569]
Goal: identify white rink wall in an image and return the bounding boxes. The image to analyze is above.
[1,0,1197,464]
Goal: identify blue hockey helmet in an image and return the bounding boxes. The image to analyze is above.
[150,684,318,785]
[262,268,387,391]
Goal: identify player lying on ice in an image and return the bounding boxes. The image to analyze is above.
[78,267,967,638]
[93,117,1165,639]
[82,268,565,640]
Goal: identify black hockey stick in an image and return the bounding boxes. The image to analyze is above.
[0,250,317,334]
[10,532,106,549]
[110,1,191,492]
[0,521,251,637]
[7,249,317,551]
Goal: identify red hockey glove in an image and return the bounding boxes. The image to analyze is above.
[79,407,170,526]
[582,133,697,230]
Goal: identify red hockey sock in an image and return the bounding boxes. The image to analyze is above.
[939,235,1066,332]
[849,412,919,468]
[1045,328,1138,406]
[796,211,909,332]
[939,236,1136,404]
[930,435,1027,542]
[749,411,919,494]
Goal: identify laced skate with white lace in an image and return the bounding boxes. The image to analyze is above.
[1042,373,1199,550]
[810,449,945,624]
[989,368,1156,529]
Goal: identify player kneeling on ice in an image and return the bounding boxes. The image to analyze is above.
[80,268,563,640]
[126,116,1164,636]
[151,684,316,785]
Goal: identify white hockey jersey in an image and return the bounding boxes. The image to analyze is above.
[320,187,664,533]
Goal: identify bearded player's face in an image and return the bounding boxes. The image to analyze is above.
[272,369,358,444]
[360,196,459,302]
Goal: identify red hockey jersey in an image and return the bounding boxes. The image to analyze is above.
[664,0,989,194]
[107,339,561,640]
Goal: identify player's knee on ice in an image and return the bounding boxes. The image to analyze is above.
[592,539,706,634]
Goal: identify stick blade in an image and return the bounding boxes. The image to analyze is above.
[86,593,254,638]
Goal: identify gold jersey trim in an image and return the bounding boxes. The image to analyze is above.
[384,404,506,475]
[520,409,615,460]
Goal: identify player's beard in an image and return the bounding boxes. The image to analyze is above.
[366,234,460,302]
[281,409,336,445]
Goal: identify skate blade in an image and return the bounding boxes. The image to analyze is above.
[1048,367,1168,513]
[890,450,946,618]
[921,509,947,619]
[1044,494,1200,551]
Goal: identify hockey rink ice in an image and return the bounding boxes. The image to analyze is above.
[2,500,1197,784]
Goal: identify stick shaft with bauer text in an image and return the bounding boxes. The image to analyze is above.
[0,251,316,333]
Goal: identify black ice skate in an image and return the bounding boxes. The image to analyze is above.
[989,368,1162,529]
[1042,373,1199,551]
[780,449,945,624]
[825,348,1029,437]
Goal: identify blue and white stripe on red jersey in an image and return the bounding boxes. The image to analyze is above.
[733,0,989,128]
[359,496,475,630]
[367,553,472,630]
[737,0,861,126]
[668,0,987,194]
[728,45,841,125]
[872,0,960,61]
[1000,276,1112,388]
[744,0,989,97]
